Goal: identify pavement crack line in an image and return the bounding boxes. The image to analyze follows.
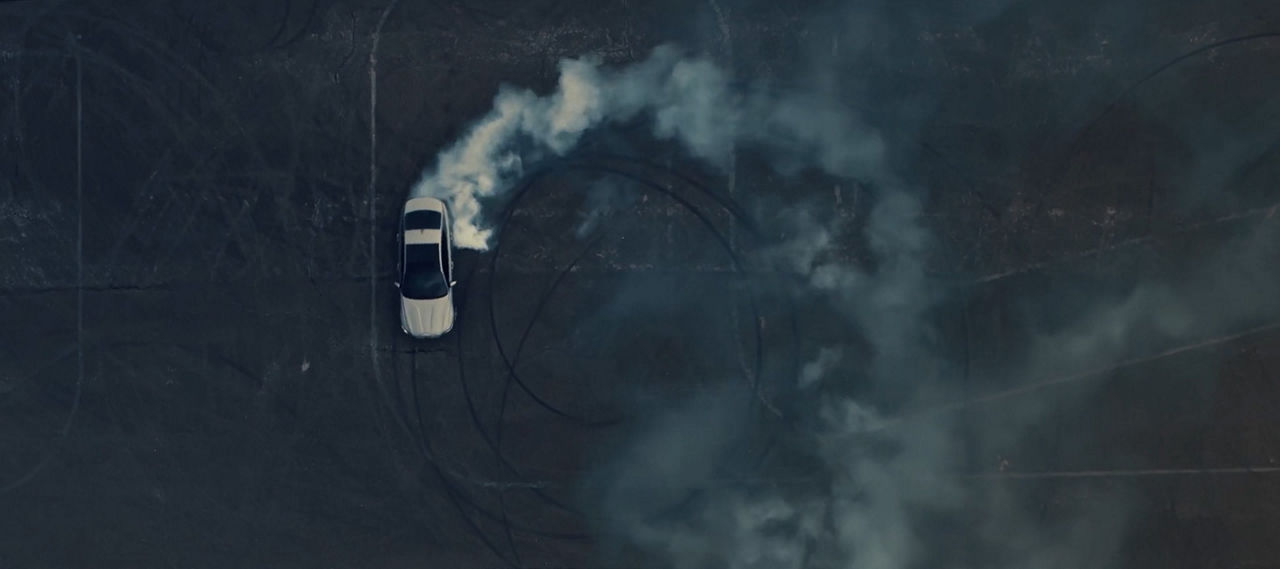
[972,466,1280,479]
[885,319,1280,430]
[72,31,84,440]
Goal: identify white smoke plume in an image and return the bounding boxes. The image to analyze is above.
[408,10,1280,567]
[799,347,843,390]
[415,37,969,569]
[591,217,1280,569]
[410,44,887,250]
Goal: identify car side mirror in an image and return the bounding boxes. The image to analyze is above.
[393,281,400,288]
[449,281,457,287]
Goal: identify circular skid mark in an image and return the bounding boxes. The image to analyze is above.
[387,157,801,565]
[486,165,758,428]
[1049,33,1280,214]
[169,0,297,56]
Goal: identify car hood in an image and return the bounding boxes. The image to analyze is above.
[401,293,455,338]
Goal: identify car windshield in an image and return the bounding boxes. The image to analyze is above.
[402,244,448,299]
[404,210,442,230]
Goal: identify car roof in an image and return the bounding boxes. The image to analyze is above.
[405,229,442,245]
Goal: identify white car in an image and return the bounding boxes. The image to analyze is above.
[396,197,456,338]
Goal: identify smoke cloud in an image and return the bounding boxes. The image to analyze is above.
[409,3,1280,566]
[410,44,889,250]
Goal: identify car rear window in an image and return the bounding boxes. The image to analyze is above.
[405,210,442,230]
[402,244,447,299]
[405,244,439,265]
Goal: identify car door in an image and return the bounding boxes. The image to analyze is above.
[443,205,455,285]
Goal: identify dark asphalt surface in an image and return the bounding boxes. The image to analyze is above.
[2,1,1280,568]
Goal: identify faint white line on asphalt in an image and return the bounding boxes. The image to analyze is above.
[708,0,767,416]
[369,1,399,377]
[962,320,1280,408]
[972,201,1280,285]
[72,33,84,437]
[10,51,17,144]
[971,466,1280,479]
[5,36,89,496]
[886,320,1280,430]
[366,1,423,471]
